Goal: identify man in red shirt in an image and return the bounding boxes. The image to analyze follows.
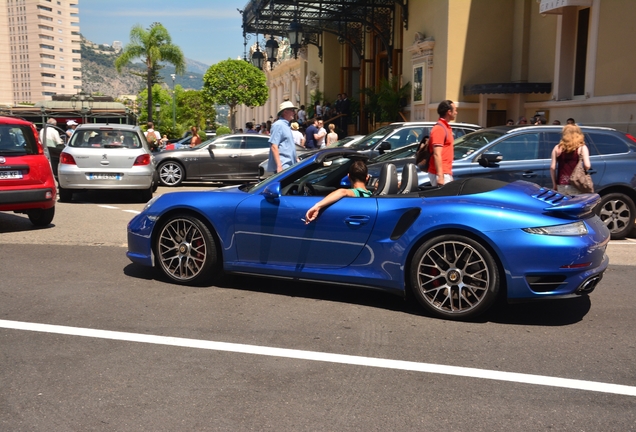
[428,100,457,186]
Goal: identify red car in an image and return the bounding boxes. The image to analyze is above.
[0,116,56,226]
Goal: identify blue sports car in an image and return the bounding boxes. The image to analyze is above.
[127,149,610,320]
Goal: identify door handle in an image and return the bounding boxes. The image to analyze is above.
[230,154,239,158]
[521,171,536,178]
[345,215,370,226]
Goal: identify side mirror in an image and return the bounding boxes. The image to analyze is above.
[208,143,216,150]
[478,151,503,167]
[379,141,391,151]
[262,182,281,203]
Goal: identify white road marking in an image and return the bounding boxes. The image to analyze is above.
[1,319,635,398]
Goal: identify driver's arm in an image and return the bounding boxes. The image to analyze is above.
[305,188,355,223]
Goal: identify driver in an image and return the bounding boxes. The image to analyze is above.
[304,160,371,224]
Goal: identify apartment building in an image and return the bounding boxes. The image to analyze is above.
[0,0,81,105]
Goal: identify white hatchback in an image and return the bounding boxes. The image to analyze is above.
[57,124,157,202]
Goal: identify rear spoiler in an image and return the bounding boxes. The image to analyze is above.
[534,188,600,217]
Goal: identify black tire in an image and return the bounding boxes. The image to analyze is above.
[27,207,55,226]
[596,192,636,240]
[154,214,218,285]
[158,161,184,187]
[58,186,73,203]
[139,186,153,203]
[410,234,499,320]
[151,171,160,192]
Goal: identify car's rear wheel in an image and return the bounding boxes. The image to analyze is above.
[27,207,55,226]
[158,161,184,187]
[596,192,635,240]
[154,214,218,285]
[410,235,499,320]
[58,186,73,202]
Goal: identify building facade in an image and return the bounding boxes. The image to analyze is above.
[239,0,636,133]
[0,0,81,106]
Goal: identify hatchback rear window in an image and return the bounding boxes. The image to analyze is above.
[0,125,38,156]
[68,129,142,149]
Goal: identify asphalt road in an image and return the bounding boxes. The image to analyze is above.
[1,185,635,431]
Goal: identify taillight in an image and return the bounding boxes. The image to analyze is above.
[625,133,636,144]
[134,154,151,166]
[60,153,76,165]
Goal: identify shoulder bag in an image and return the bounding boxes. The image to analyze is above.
[569,147,594,193]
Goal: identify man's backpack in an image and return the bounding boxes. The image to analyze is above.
[416,121,449,172]
[145,131,157,150]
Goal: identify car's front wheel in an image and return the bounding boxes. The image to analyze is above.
[410,235,499,320]
[596,192,635,240]
[158,161,184,187]
[154,214,218,285]
[27,207,55,226]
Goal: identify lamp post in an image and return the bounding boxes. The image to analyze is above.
[265,35,279,70]
[171,73,176,131]
[155,103,160,129]
[70,90,94,124]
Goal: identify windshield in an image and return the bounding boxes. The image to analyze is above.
[453,130,506,159]
[327,136,356,148]
[349,125,397,150]
[370,143,419,163]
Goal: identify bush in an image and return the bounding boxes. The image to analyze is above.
[216,126,231,136]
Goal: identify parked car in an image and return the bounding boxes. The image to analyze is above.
[348,121,481,159]
[367,125,636,239]
[155,133,276,186]
[0,116,56,226]
[127,149,609,320]
[57,124,157,203]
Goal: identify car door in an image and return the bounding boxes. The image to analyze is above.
[466,132,548,185]
[234,190,378,270]
[198,135,244,179]
[239,136,271,179]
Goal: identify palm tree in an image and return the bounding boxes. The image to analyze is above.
[115,23,185,122]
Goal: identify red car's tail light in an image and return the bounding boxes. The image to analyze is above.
[134,154,151,166]
[60,153,76,165]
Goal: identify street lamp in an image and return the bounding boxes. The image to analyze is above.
[155,103,160,128]
[171,73,176,131]
[265,35,279,70]
[287,19,303,59]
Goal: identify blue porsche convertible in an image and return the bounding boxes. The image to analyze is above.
[127,149,609,320]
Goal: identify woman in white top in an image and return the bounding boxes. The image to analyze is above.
[290,122,305,147]
[326,123,338,147]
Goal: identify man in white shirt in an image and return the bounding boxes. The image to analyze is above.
[39,118,63,148]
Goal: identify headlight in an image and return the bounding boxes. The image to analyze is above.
[523,221,588,236]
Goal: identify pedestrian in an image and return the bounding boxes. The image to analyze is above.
[550,124,591,195]
[66,120,78,138]
[245,122,257,133]
[40,118,63,148]
[326,123,338,147]
[304,118,318,149]
[290,122,305,147]
[315,118,327,148]
[267,101,299,174]
[297,105,306,125]
[517,116,528,125]
[190,126,201,147]
[428,100,457,187]
[552,119,561,125]
[567,118,576,125]
[506,119,514,126]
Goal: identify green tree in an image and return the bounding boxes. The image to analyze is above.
[202,59,268,131]
[178,89,216,132]
[115,23,185,123]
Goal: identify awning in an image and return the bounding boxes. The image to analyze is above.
[539,0,592,14]
[463,82,552,95]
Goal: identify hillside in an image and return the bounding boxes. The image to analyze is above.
[80,37,206,97]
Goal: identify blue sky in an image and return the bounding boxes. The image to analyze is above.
[79,0,250,67]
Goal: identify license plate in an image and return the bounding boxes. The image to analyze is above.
[0,170,22,179]
[88,173,122,180]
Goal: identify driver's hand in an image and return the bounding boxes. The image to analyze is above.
[305,206,319,223]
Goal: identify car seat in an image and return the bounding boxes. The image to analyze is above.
[372,163,398,196]
[397,163,418,194]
